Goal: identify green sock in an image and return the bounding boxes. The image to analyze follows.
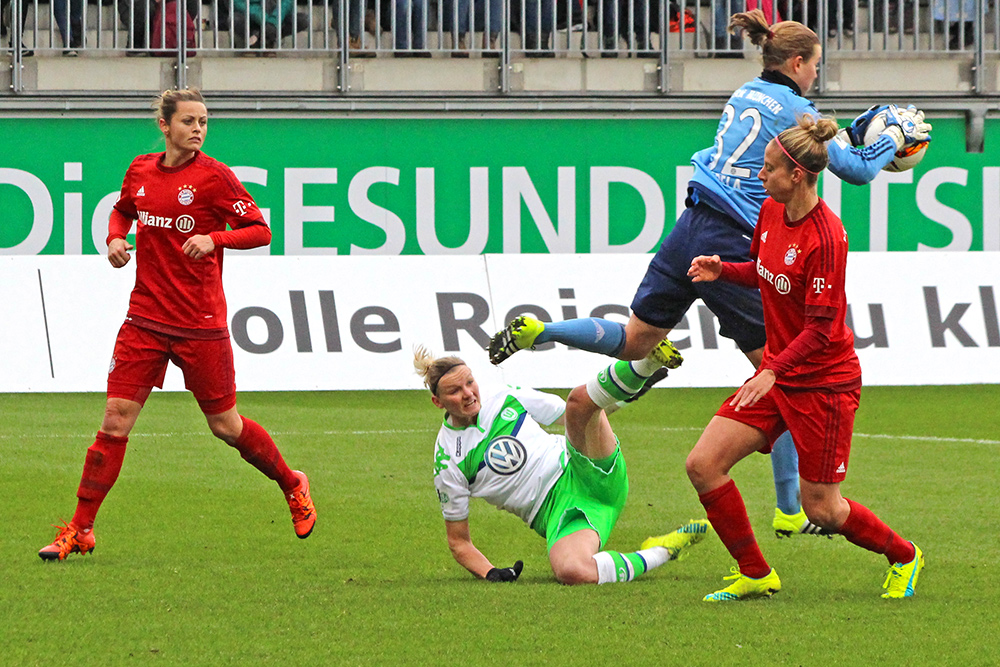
[597,360,649,402]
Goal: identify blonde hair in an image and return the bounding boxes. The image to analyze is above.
[775,114,840,184]
[413,345,467,396]
[729,10,819,71]
[154,88,205,124]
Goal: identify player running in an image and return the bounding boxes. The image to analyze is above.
[488,9,931,540]
[38,89,315,562]
[417,341,711,585]
[686,114,924,601]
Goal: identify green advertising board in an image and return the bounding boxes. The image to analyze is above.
[1,117,996,254]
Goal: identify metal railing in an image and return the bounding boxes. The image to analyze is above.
[2,0,996,92]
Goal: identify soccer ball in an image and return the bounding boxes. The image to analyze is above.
[863,110,929,173]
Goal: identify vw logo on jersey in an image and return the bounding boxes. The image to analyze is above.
[175,215,196,234]
[485,436,527,476]
[774,274,791,294]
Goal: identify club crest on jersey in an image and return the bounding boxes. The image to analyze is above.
[177,185,196,205]
[176,215,196,233]
[485,436,527,475]
[783,244,800,266]
[500,407,519,422]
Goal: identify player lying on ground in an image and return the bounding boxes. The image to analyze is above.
[686,114,924,602]
[487,9,930,542]
[38,89,315,562]
[415,341,710,584]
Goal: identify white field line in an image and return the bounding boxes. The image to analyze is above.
[1,427,997,446]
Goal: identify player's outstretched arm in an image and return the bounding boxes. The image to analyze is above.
[445,519,522,582]
[688,255,723,283]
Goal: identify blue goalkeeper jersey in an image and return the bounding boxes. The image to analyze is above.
[689,73,897,231]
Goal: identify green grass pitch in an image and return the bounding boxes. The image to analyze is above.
[1,385,997,665]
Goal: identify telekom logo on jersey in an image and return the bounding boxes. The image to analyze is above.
[755,258,791,295]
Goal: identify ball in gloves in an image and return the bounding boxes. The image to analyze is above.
[864,108,929,173]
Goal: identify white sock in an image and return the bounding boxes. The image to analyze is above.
[637,546,671,569]
[592,551,618,585]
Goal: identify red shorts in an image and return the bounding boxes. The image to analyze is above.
[715,384,860,483]
[107,322,237,414]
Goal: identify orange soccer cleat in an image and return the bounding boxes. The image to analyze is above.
[38,521,96,561]
[287,471,316,539]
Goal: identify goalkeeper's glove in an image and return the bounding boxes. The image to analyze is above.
[846,104,888,145]
[485,560,523,582]
[880,104,933,149]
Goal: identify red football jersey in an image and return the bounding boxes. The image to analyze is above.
[749,197,861,388]
[112,152,267,336]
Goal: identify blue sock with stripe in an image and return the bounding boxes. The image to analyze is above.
[535,318,626,357]
[771,431,801,514]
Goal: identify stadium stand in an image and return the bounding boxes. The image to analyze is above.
[0,0,997,100]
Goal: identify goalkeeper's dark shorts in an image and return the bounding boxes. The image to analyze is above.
[631,201,767,354]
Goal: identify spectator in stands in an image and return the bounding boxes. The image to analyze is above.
[53,0,86,55]
[934,0,976,49]
[522,0,554,53]
[825,0,854,38]
[713,0,743,54]
[117,0,199,52]
[391,0,427,54]
[600,0,652,56]
[1,0,32,55]
[443,0,501,55]
[232,0,309,50]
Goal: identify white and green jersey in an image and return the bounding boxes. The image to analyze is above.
[433,386,567,526]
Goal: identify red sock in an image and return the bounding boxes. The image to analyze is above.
[71,432,128,531]
[840,498,915,565]
[699,479,771,579]
[232,416,298,493]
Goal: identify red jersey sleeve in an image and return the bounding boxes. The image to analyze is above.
[720,261,757,287]
[761,310,834,379]
[107,208,133,244]
[212,164,267,230]
[112,157,140,220]
[803,207,849,311]
[210,225,271,249]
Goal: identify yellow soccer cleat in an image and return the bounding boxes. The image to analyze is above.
[648,338,684,370]
[773,507,833,539]
[703,566,782,602]
[640,519,712,561]
[881,543,924,599]
[488,315,546,365]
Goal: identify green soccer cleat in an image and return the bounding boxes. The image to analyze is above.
[640,519,712,561]
[488,315,545,365]
[703,566,782,602]
[881,543,924,599]
[648,338,684,370]
[773,507,833,539]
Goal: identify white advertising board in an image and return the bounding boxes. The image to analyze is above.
[1,253,997,392]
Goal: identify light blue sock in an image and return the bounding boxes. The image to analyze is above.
[771,431,801,514]
[535,318,626,357]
